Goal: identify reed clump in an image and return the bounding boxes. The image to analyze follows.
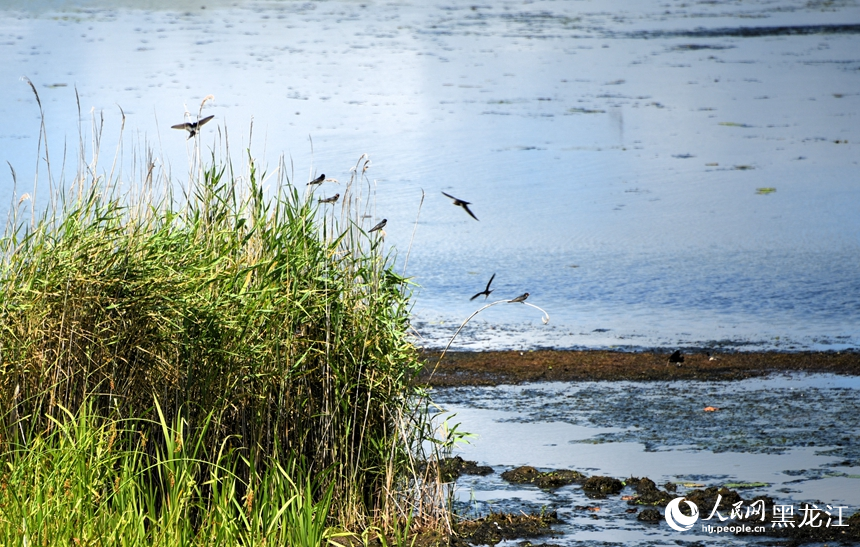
[0,95,443,543]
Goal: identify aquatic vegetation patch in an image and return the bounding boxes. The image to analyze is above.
[629,24,860,40]
[566,107,605,114]
[582,476,624,498]
[428,456,494,482]
[673,44,736,51]
[501,466,586,489]
[431,376,860,461]
[724,482,769,489]
[626,477,675,506]
[455,510,562,546]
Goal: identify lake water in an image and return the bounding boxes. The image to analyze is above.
[1,0,859,351]
[431,373,860,545]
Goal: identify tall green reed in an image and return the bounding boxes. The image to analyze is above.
[0,85,443,536]
[0,397,336,546]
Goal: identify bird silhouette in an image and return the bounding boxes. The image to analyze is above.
[171,115,214,139]
[668,350,684,366]
[508,292,529,303]
[318,193,339,204]
[470,273,496,301]
[369,219,387,233]
[309,174,325,185]
[442,191,479,221]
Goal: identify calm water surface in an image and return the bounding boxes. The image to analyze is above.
[1,0,859,350]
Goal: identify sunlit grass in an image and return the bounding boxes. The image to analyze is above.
[0,399,336,546]
[0,85,451,545]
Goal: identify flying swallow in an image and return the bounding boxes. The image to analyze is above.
[171,115,214,139]
[369,219,387,233]
[470,273,496,301]
[442,191,479,221]
[318,193,339,204]
[309,174,325,185]
[668,350,684,366]
[508,292,529,303]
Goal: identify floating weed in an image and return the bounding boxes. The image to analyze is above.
[756,187,777,194]
[723,482,769,489]
[567,107,605,114]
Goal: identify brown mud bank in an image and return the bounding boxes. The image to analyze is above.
[418,349,860,386]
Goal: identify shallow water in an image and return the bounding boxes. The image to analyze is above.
[431,373,860,545]
[1,0,859,351]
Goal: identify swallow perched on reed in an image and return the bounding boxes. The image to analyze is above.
[171,115,214,139]
[309,174,325,185]
[318,193,339,204]
[441,191,479,221]
[508,292,529,303]
[470,273,496,301]
[369,219,387,233]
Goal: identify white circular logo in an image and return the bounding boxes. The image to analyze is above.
[664,497,699,532]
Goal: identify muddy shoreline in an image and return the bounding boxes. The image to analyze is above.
[419,349,860,386]
[417,352,860,545]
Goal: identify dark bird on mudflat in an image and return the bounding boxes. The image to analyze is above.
[369,219,387,233]
[318,193,339,204]
[309,173,325,185]
[441,191,479,221]
[171,115,214,139]
[508,292,529,303]
[668,350,684,366]
[470,273,496,301]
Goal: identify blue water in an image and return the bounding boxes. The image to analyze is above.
[1,0,859,350]
[431,373,860,546]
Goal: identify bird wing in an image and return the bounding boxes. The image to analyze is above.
[485,273,496,291]
[461,203,479,221]
[470,292,482,301]
[369,219,387,232]
[171,122,191,130]
[442,191,469,204]
[197,115,215,127]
